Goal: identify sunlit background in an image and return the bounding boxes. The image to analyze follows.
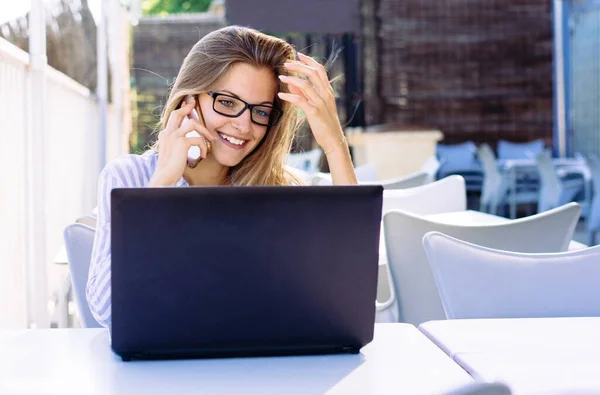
[1,0,599,332]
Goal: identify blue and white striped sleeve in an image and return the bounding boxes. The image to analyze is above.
[86,164,123,329]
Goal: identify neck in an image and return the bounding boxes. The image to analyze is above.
[183,154,230,186]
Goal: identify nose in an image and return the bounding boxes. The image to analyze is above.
[232,107,253,134]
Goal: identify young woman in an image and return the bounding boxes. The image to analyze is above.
[87,25,357,328]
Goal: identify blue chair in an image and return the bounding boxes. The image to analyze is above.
[63,222,102,328]
[536,150,585,213]
[586,155,600,245]
[436,142,483,192]
[423,231,600,319]
[497,139,544,160]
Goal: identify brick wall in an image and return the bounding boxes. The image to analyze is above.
[131,14,226,152]
[131,2,555,151]
[367,0,554,147]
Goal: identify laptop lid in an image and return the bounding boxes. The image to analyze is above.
[111,185,383,360]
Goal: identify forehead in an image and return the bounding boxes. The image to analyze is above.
[214,63,277,104]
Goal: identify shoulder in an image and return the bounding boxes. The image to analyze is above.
[100,150,158,188]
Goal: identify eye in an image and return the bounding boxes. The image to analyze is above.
[254,108,270,117]
[218,99,235,107]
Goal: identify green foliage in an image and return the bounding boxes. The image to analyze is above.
[142,0,212,16]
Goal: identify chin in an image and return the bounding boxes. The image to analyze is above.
[213,152,246,167]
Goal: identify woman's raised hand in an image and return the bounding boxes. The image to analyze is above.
[149,98,218,187]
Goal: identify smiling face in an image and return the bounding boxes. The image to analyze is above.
[198,62,278,167]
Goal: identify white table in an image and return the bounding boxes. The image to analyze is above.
[0,324,472,395]
[420,317,600,394]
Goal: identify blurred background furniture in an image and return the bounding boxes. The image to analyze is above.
[536,150,585,214]
[346,125,443,180]
[477,144,538,216]
[436,142,483,194]
[497,139,544,160]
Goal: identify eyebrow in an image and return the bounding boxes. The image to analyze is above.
[220,90,273,106]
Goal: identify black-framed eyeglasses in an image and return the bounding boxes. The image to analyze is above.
[207,91,282,127]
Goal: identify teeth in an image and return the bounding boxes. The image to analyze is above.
[219,132,245,146]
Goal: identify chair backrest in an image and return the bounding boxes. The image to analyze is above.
[363,171,429,190]
[285,165,311,184]
[63,223,101,328]
[310,163,378,185]
[423,231,600,319]
[382,175,466,216]
[476,144,504,211]
[76,215,97,228]
[586,156,600,234]
[443,382,512,395]
[436,141,479,173]
[420,154,442,184]
[536,150,560,212]
[497,138,544,160]
[285,148,323,174]
[382,202,581,325]
[354,163,377,182]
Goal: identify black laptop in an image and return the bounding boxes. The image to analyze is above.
[110,185,383,361]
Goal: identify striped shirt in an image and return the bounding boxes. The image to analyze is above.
[87,150,303,329]
[86,150,190,328]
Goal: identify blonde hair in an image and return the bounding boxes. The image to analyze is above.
[152,25,304,185]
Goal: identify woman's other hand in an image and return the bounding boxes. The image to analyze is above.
[277,53,347,157]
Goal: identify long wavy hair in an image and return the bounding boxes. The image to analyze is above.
[152,25,304,185]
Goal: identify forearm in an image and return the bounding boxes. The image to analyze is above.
[323,137,358,185]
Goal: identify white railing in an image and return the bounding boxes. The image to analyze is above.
[0,36,125,328]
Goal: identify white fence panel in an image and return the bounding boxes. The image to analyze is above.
[0,36,125,328]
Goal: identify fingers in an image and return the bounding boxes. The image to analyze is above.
[283,61,330,96]
[166,98,196,131]
[287,83,307,100]
[176,118,218,141]
[277,92,315,115]
[184,136,210,159]
[278,75,322,107]
[297,53,330,85]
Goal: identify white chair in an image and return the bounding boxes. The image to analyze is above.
[286,148,322,174]
[63,222,102,328]
[382,175,466,216]
[423,231,600,319]
[420,154,442,184]
[477,144,506,214]
[354,163,377,182]
[375,176,467,322]
[442,382,512,395]
[586,155,600,245]
[383,202,581,325]
[363,171,429,190]
[478,144,537,215]
[536,150,585,213]
[310,164,378,185]
[312,170,427,191]
[285,165,311,184]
